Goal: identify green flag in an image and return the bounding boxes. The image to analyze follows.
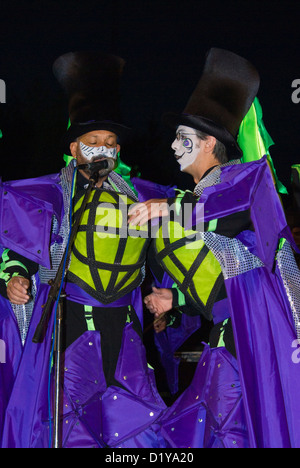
[238,97,287,194]
[63,119,73,166]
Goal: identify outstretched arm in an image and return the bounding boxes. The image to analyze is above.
[128,199,169,226]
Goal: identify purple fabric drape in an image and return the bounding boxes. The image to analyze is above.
[0,172,177,448]
[227,266,300,448]
[158,265,300,448]
[156,158,300,448]
[132,177,176,201]
[159,344,249,448]
[0,174,63,268]
[1,283,55,448]
[187,157,298,267]
[37,323,166,448]
[0,282,166,448]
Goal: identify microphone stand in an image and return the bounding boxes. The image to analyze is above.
[32,167,101,448]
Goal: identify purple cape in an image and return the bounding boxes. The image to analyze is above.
[156,158,300,448]
[0,172,176,448]
[1,286,166,448]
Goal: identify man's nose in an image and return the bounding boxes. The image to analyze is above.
[171,139,179,151]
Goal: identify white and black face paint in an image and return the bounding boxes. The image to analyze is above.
[79,142,118,161]
[171,125,201,171]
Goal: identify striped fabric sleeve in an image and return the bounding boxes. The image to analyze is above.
[0,249,38,287]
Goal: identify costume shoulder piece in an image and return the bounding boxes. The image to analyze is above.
[0,174,63,268]
[190,157,296,269]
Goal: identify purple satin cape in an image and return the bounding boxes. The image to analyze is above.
[40,323,167,448]
[0,282,167,448]
[159,344,248,448]
[159,265,300,448]
[157,158,300,447]
[227,265,300,448]
[132,177,176,201]
[0,283,55,447]
[0,174,63,268]
[0,172,177,448]
[187,157,298,267]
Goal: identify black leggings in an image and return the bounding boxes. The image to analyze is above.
[209,318,237,358]
[62,299,142,387]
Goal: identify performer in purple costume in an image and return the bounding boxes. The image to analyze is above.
[0,51,174,448]
[128,48,300,448]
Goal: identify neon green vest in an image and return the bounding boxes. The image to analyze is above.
[154,221,223,318]
[68,189,149,303]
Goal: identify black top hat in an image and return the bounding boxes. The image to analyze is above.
[53,51,131,155]
[163,48,260,158]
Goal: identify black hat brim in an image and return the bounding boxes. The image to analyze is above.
[63,120,132,155]
[162,111,242,159]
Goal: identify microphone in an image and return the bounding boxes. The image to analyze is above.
[77,159,109,172]
[77,158,116,183]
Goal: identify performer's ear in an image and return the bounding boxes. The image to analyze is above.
[204,136,216,153]
[70,141,78,158]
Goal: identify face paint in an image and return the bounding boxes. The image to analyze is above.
[79,141,117,162]
[171,125,201,171]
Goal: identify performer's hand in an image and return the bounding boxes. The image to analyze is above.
[153,316,167,334]
[7,276,31,305]
[144,287,173,318]
[128,199,168,226]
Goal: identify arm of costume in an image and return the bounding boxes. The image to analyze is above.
[0,249,39,299]
[146,243,196,325]
[166,190,254,237]
[154,159,283,320]
[0,174,63,269]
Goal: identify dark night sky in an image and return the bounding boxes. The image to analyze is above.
[0,0,300,194]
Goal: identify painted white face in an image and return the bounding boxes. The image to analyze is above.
[79,141,117,162]
[171,125,201,171]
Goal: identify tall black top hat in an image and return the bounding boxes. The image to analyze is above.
[53,51,131,155]
[163,48,260,158]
